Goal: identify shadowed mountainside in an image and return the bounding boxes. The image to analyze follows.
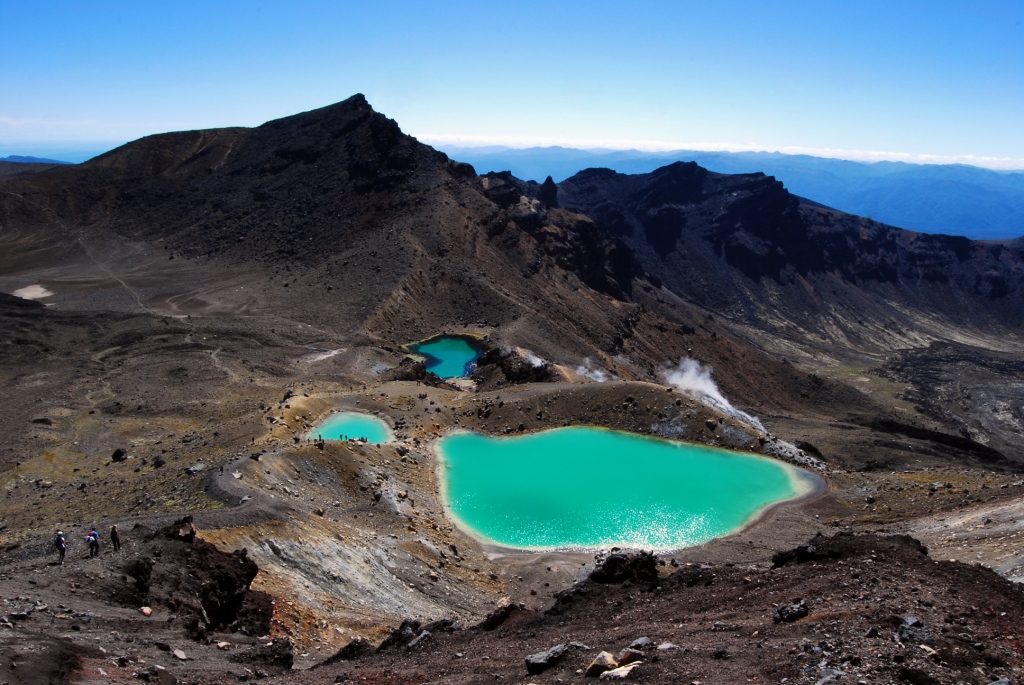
[557,162,1024,352]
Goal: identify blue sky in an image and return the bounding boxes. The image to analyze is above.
[2,1,1022,167]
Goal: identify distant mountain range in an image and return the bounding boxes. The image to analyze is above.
[437,145,1024,241]
[0,155,72,165]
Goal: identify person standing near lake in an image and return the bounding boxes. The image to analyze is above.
[110,525,121,551]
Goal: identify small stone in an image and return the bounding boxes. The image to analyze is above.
[816,668,845,684]
[615,648,643,665]
[525,644,568,675]
[629,637,653,650]
[774,599,809,623]
[656,642,679,651]
[111,448,128,462]
[600,662,641,680]
[155,642,170,651]
[217,641,231,650]
[585,651,618,677]
[172,649,187,661]
[865,627,878,638]
[140,606,153,616]
[896,616,935,647]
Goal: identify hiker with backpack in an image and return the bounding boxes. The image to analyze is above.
[54,531,66,564]
[86,528,100,557]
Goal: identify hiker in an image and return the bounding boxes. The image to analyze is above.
[110,525,121,552]
[87,529,99,557]
[54,531,66,565]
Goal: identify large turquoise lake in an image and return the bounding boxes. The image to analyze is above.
[310,412,393,444]
[408,335,486,378]
[436,427,814,551]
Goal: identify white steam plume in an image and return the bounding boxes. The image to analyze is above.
[521,349,546,368]
[576,358,616,383]
[661,358,765,433]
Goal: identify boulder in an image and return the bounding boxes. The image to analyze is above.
[585,651,618,677]
[774,599,809,623]
[376,619,422,652]
[615,648,643,666]
[479,597,521,631]
[525,644,568,675]
[896,616,935,647]
[590,551,658,584]
[539,175,559,208]
[111,447,128,462]
[317,637,375,666]
[406,631,431,649]
[628,637,653,650]
[599,663,641,680]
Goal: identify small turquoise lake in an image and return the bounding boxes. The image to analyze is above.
[436,427,815,551]
[310,412,393,444]
[408,335,486,379]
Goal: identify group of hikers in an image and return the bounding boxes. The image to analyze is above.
[53,525,120,564]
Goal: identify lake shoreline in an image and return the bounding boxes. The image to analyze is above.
[433,426,826,554]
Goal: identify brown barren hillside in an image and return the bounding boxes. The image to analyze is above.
[0,96,1021,684]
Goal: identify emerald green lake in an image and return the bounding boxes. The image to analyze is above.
[311,412,393,444]
[408,335,486,378]
[436,427,814,551]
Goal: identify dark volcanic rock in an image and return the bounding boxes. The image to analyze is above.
[478,599,523,630]
[896,616,936,647]
[538,175,559,208]
[773,599,809,623]
[110,517,273,638]
[773,533,928,568]
[590,551,658,584]
[317,637,375,666]
[229,636,294,672]
[471,346,561,388]
[524,643,568,674]
[376,619,422,652]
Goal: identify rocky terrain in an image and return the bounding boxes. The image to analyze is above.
[0,95,1021,684]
